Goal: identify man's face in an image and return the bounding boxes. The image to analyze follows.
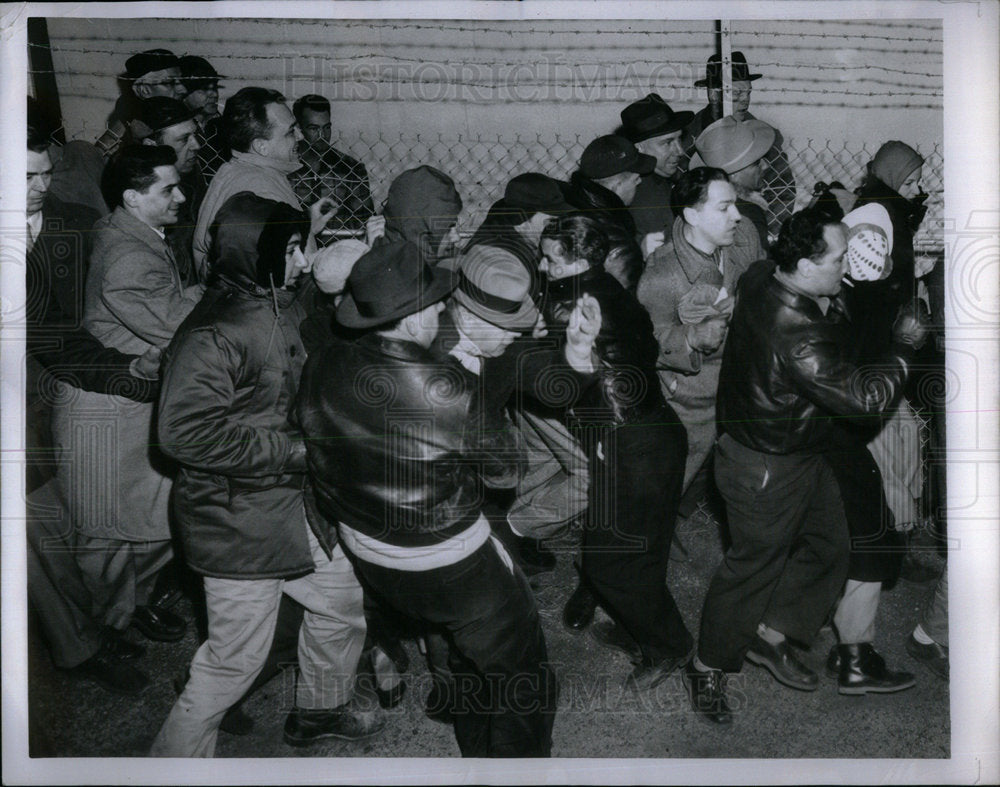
[685,179,741,251]
[183,81,219,120]
[802,223,849,297]
[709,80,753,120]
[282,233,311,289]
[258,102,302,164]
[456,304,520,357]
[410,301,445,348]
[299,108,332,147]
[126,164,186,228]
[730,159,764,191]
[519,212,554,247]
[157,119,201,175]
[27,149,53,215]
[596,171,642,205]
[636,130,684,177]
[135,67,187,101]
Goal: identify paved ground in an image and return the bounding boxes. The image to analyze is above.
[26,506,949,760]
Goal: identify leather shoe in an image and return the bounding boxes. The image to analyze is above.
[220,703,255,736]
[131,604,186,642]
[72,643,150,696]
[905,634,948,680]
[832,643,916,695]
[562,581,597,631]
[590,620,642,663]
[424,676,455,725]
[626,649,692,692]
[148,563,185,610]
[103,627,146,660]
[518,536,556,574]
[745,635,819,691]
[283,705,385,746]
[682,660,733,725]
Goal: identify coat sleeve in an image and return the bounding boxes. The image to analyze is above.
[100,244,204,346]
[157,327,302,476]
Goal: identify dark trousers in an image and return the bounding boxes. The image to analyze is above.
[698,435,850,672]
[345,538,557,758]
[581,412,693,663]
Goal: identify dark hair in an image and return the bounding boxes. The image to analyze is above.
[223,87,286,153]
[673,166,729,216]
[771,207,841,274]
[106,144,177,207]
[27,124,50,154]
[540,213,610,270]
[292,94,330,123]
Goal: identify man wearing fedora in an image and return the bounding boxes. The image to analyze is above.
[296,240,600,756]
[178,55,230,173]
[565,135,655,293]
[691,115,778,250]
[688,51,795,239]
[619,93,694,244]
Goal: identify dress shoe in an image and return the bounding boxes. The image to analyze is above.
[590,620,642,663]
[562,581,597,632]
[148,563,185,610]
[745,635,819,691]
[832,643,916,695]
[131,604,187,642]
[283,705,385,746]
[72,643,150,696]
[905,633,949,680]
[220,703,255,736]
[682,660,733,725]
[103,627,146,660]
[625,648,692,692]
[424,677,455,725]
[518,536,556,574]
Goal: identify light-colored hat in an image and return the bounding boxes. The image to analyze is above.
[312,239,370,294]
[691,116,775,174]
[842,203,894,281]
[452,244,538,330]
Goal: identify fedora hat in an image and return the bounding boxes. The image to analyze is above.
[690,116,775,174]
[337,240,456,328]
[504,173,575,216]
[178,55,225,93]
[620,93,694,143]
[130,97,196,140]
[694,51,763,88]
[452,245,539,330]
[842,203,894,282]
[579,135,655,180]
[124,49,181,82]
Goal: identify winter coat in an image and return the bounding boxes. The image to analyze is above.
[378,165,462,265]
[158,198,324,579]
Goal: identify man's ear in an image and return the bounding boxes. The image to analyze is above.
[141,137,156,147]
[122,188,140,209]
[795,257,813,278]
[682,205,699,227]
[250,136,268,157]
[133,82,151,100]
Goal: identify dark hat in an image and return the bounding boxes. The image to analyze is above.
[337,241,457,329]
[452,245,539,330]
[503,173,574,216]
[131,97,196,140]
[620,93,694,143]
[178,55,224,92]
[579,135,656,180]
[694,52,763,88]
[124,49,181,81]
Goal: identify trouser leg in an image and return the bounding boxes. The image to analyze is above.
[920,565,948,646]
[73,535,138,631]
[283,535,367,710]
[133,539,175,607]
[150,576,283,757]
[833,580,882,644]
[26,479,103,668]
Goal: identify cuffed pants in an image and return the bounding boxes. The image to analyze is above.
[920,565,948,646]
[345,537,557,757]
[698,435,850,671]
[150,531,366,758]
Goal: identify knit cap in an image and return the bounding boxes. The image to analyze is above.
[870,141,924,193]
[842,203,894,281]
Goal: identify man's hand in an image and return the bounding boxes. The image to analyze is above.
[309,197,340,237]
[565,294,601,372]
[687,316,728,354]
[531,311,548,339]
[130,345,163,380]
[641,231,666,259]
[892,304,929,348]
[365,215,386,246]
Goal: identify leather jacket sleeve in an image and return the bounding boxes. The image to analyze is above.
[158,326,304,476]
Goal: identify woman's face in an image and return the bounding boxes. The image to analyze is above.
[898,166,923,201]
[283,233,310,288]
[540,238,586,280]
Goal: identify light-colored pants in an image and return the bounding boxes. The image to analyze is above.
[868,399,924,526]
[920,565,948,646]
[150,531,366,757]
[833,579,882,644]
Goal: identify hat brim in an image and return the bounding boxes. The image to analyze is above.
[628,151,657,176]
[336,265,457,329]
[694,73,762,88]
[627,112,695,143]
[452,287,539,331]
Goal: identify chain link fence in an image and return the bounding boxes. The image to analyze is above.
[189,129,944,251]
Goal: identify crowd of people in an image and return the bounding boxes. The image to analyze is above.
[25,46,949,758]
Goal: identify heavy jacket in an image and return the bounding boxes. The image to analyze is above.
[564,172,645,293]
[718,260,912,455]
[378,165,462,265]
[157,203,321,579]
[543,267,665,429]
[629,172,676,240]
[295,333,520,548]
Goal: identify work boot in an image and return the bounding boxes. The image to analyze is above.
[562,580,597,632]
[283,704,385,746]
[830,643,916,695]
[682,660,733,725]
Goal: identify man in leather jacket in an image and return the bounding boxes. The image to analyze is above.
[295,240,600,757]
[682,208,927,725]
